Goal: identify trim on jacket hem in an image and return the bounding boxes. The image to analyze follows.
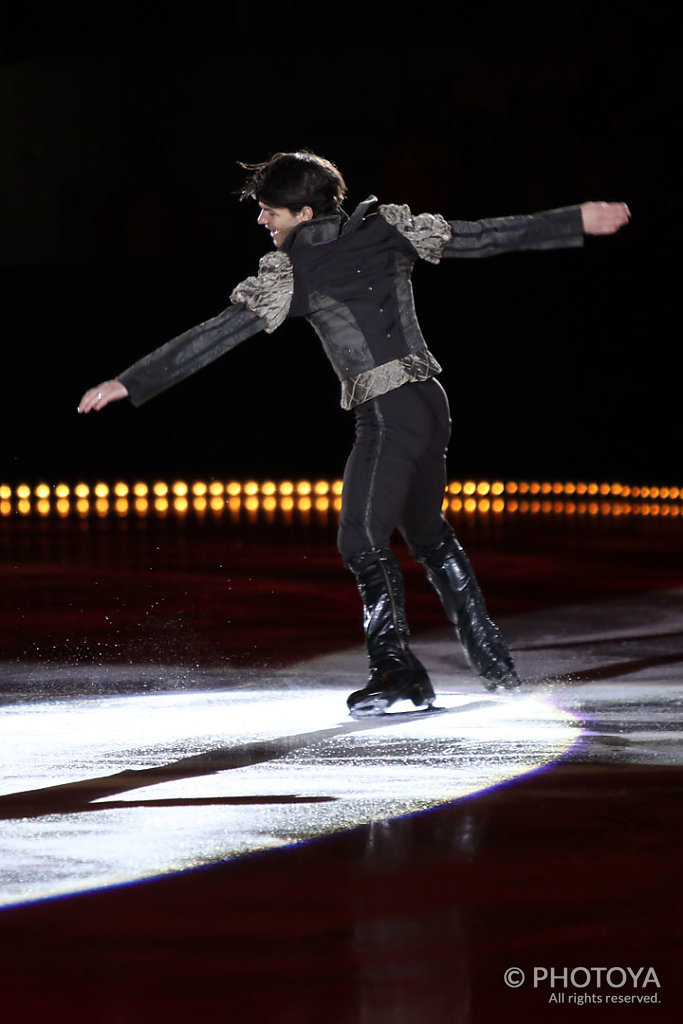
[341,349,442,410]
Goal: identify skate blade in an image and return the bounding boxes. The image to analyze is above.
[348,695,438,719]
[481,667,522,692]
[348,697,391,718]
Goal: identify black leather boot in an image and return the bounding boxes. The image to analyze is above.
[346,548,436,717]
[416,531,520,691]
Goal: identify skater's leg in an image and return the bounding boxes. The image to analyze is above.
[394,378,452,551]
[397,382,520,692]
[339,386,440,716]
[338,389,431,559]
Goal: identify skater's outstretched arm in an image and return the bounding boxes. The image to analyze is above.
[77,302,266,412]
[76,292,272,411]
[84,299,264,407]
[443,200,629,258]
[78,245,295,412]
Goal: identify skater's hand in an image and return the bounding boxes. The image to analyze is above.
[580,201,631,236]
[78,379,129,413]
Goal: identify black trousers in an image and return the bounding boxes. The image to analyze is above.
[338,378,452,563]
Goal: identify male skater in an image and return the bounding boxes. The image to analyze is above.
[79,151,630,717]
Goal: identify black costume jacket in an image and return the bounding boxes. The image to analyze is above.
[118,199,584,410]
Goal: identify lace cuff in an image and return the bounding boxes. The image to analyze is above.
[230,251,294,332]
[379,204,451,264]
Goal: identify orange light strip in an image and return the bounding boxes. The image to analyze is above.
[1,480,682,520]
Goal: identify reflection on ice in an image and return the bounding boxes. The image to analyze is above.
[0,674,579,908]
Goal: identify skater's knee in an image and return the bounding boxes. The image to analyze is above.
[405,519,457,562]
[338,521,390,568]
[341,544,394,575]
[337,527,361,568]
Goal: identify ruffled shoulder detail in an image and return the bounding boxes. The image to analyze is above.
[230,251,294,333]
[379,204,451,264]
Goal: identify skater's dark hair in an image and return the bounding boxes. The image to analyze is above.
[239,150,347,217]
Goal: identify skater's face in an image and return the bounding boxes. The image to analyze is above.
[257,202,313,247]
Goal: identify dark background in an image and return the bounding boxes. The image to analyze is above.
[2,4,678,487]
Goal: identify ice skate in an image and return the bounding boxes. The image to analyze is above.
[346,548,436,718]
[417,531,521,693]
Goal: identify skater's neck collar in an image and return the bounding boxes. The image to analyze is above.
[280,196,378,252]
